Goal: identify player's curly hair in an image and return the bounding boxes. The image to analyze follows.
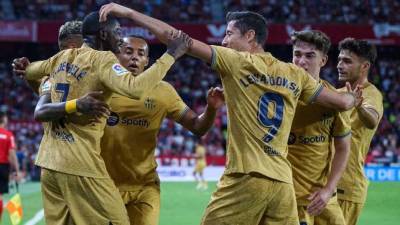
[58,20,82,42]
[339,38,377,64]
[291,30,331,55]
[226,11,267,45]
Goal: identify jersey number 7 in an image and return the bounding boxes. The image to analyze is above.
[257,92,284,143]
[55,83,70,102]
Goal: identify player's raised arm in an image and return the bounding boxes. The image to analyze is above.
[313,82,362,111]
[99,31,191,100]
[178,87,225,136]
[99,2,213,63]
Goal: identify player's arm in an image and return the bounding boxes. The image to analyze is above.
[12,58,51,95]
[307,134,351,216]
[100,32,191,100]
[356,104,380,129]
[13,56,53,81]
[313,82,362,111]
[178,87,224,136]
[99,2,213,63]
[34,91,110,122]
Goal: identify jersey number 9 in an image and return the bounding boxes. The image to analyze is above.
[257,92,284,143]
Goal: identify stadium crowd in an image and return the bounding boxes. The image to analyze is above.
[1,43,399,181]
[1,0,399,24]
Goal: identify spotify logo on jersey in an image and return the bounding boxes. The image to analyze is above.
[288,133,296,145]
[107,112,120,126]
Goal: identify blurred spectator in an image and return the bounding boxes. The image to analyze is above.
[2,0,399,24]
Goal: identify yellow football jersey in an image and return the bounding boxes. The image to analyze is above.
[101,81,188,190]
[287,79,351,205]
[26,44,175,178]
[195,144,207,165]
[337,82,383,203]
[211,46,323,183]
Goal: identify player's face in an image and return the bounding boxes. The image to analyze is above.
[222,21,250,51]
[337,50,363,82]
[117,37,149,76]
[292,41,327,79]
[106,22,123,54]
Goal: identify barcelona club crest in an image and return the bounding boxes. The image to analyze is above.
[144,98,156,110]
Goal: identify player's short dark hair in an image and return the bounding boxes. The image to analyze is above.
[226,11,267,45]
[291,30,331,55]
[339,38,377,64]
[58,20,82,42]
[82,11,118,37]
[124,35,149,55]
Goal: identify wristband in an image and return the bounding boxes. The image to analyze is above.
[65,99,77,114]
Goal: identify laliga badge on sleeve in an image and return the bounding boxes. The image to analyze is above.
[112,64,129,76]
[41,80,51,92]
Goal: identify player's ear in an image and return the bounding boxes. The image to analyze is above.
[245,29,256,43]
[361,60,370,73]
[320,54,328,67]
[144,56,149,67]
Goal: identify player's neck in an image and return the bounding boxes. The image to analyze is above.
[351,75,369,89]
[310,72,320,82]
[251,45,265,54]
[83,36,103,50]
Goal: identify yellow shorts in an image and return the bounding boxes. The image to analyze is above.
[200,173,298,225]
[338,199,364,225]
[41,168,129,225]
[120,183,160,225]
[194,161,206,173]
[297,200,345,225]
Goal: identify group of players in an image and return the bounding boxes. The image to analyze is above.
[10,2,382,225]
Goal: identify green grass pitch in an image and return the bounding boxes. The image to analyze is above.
[2,181,399,225]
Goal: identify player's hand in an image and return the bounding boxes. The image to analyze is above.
[12,171,21,182]
[207,87,225,110]
[99,2,133,21]
[346,82,363,108]
[12,57,30,77]
[76,91,110,120]
[306,187,333,216]
[166,30,193,60]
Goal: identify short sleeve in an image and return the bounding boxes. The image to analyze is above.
[362,87,384,121]
[332,110,352,138]
[210,45,242,77]
[9,132,16,150]
[38,76,51,96]
[298,69,324,104]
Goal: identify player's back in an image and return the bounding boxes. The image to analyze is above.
[36,45,126,178]
[211,46,323,183]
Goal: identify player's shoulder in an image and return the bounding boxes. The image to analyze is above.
[157,81,177,92]
[365,82,382,97]
[0,128,13,137]
[320,79,336,90]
